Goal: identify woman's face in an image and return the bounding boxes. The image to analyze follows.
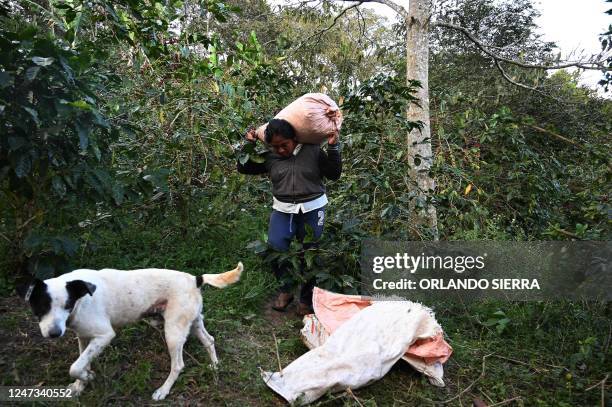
[269,134,297,157]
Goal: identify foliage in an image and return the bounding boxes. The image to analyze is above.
[431,72,610,240]
[0,1,611,405]
[0,0,264,279]
[427,0,611,241]
[480,309,511,334]
[598,0,612,91]
[212,0,399,95]
[1,205,610,405]
[0,15,122,278]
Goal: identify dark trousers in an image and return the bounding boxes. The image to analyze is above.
[267,207,325,305]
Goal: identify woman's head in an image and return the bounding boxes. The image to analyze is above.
[265,119,297,157]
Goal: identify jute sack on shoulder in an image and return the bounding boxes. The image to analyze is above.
[255,93,343,144]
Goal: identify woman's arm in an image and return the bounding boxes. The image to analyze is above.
[237,157,268,175]
[237,128,269,175]
[319,131,342,181]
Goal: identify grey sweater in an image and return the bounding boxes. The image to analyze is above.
[237,144,342,203]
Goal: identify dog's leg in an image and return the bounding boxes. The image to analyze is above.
[78,337,96,378]
[69,332,114,383]
[191,315,219,367]
[151,319,190,401]
[68,337,92,395]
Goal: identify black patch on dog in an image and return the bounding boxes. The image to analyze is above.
[16,279,51,320]
[65,280,97,310]
[196,275,203,287]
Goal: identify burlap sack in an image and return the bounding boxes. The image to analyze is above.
[255,93,343,144]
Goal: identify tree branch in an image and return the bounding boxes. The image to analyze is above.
[291,0,410,47]
[291,1,364,53]
[435,22,610,71]
[283,0,323,8]
[494,59,547,94]
[493,59,571,103]
[528,124,582,147]
[358,0,409,19]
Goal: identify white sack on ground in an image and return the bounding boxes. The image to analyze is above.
[261,301,443,405]
[301,313,446,387]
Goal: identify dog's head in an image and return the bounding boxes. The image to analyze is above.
[17,278,96,338]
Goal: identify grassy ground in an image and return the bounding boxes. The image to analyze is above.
[0,205,609,406]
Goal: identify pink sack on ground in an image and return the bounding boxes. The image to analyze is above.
[312,286,371,333]
[255,93,343,144]
[311,287,452,365]
[408,334,452,364]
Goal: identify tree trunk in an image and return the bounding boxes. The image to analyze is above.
[405,0,438,240]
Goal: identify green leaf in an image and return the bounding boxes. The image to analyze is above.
[84,171,104,195]
[25,66,40,81]
[238,154,250,165]
[242,142,256,154]
[0,71,14,88]
[58,236,78,257]
[32,257,55,280]
[69,100,92,110]
[0,166,9,181]
[15,153,32,178]
[381,206,391,218]
[93,168,112,191]
[250,154,265,163]
[32,56,55,66]
[22,106,40,126]
[316,271,332,281]
[246,240,267,254]
[304,251,315,269]
[143,168,170,192]
[111,183,124,205]
[92,109,109,128]
[8,137,26,151]
[90,139,101,160]
[482,318,498,327]
[342,218,360,232]
[59,57,74,82]
[23,234,45,251]
[76,121,90,151]
[52,176,67,198]
[290,257,300,273]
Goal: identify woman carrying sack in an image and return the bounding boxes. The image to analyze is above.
[237,118,342,315]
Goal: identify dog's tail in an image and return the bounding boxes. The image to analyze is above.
[196,262,243,288]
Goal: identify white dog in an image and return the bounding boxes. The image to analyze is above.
[17,262,243,400]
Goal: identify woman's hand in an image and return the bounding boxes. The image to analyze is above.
[245,128,258,143]
[327,130,339,145]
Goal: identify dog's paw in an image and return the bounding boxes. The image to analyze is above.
[67,380,86,396]
[70,365,95,382]
[69,365,95,382]
[152,387,169,401]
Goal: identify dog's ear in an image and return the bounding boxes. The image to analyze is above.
[66,280,97,299]
[16,278,43,301]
